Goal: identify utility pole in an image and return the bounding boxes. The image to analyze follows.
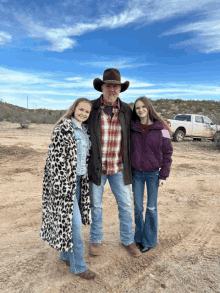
[27,96,28,109]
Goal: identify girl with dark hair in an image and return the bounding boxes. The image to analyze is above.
[131,97,173,253]
[40,98,96,280]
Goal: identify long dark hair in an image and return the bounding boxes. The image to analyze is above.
[53,97,92,131]
[132,96,171,133]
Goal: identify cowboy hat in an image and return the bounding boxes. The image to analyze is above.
[93,68,130,92]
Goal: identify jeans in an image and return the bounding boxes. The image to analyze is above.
[90,170,134,245]
[132,170,159,248]
[60,176,88,274]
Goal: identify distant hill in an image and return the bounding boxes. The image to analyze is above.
[129,99,220,124]
[0,99,220,125]
[0,101,66,125]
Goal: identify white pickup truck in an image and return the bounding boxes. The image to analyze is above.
[167,114,220,142]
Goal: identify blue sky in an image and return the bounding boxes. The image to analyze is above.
[0,0,220,110]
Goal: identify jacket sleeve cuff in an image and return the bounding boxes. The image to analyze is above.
[159,175,167,180]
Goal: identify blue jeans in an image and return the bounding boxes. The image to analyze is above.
[90,170,134,245]
[132,170,159,248]
[60,176,88,274]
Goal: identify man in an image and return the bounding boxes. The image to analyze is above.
[87,68,141,258]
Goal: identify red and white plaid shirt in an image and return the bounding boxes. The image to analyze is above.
[100,96,123,175]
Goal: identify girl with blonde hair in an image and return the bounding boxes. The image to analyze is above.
[40,98,96,280]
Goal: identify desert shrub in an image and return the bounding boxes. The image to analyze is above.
[18,112,31,128]
[19,120,31,129]
[174,99,183,104]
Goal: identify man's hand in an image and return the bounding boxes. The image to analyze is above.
[159,179,166,187]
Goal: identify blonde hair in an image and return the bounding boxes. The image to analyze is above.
[132,96,171,134]
[53,98,92,132]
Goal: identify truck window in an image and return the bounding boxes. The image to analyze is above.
[175,115,191,121]
[195,116,203,123]
[203,116,212,124]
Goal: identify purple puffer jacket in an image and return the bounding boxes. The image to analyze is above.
[131,120,173,180]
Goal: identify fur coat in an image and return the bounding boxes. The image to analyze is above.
[40,118,91,252]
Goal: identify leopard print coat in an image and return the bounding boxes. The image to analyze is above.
[40,118,91,252]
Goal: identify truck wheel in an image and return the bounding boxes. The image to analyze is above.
[213,132,220,149]
[173,130,185,142]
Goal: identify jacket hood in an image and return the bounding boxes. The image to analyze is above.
[131,120,163,132]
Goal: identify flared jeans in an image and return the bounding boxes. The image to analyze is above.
[132,170,159,248]
[60,176,88,274]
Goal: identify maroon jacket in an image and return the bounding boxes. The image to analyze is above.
[131,120,173,180]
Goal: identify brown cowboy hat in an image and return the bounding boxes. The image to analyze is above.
[93,68,130,92]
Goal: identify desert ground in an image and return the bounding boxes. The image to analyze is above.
[0,121,220,293]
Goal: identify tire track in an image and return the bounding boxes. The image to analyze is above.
[93,232,185,293]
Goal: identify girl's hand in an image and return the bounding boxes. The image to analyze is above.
[159,179,166,187]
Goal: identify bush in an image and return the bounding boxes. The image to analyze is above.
[19,121,30,129]
[19,116,31,129]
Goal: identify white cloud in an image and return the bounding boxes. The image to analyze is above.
[129,82,155,88]
[49,37,76,52]
[98,7,145,29]
[0,67,52,84]
[1,0,218,53]
[1,67,219,110]
[48,79,93,88]
[1,84,219,99]
[47,23,98,37]
[145,0,213,22]
[16,3,146,52]
[0,31,12,45]
[66,77,83,81]
[1,85,219,110]
[87,59,150,69]
[47,76,155,89]
[162,9,220,53]
[16,16,99,51]
[41,97,77,104]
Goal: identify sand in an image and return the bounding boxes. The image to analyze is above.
[0,121,220,293]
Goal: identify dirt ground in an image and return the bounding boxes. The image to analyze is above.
[0,121,220,293]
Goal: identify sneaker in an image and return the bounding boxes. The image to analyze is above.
[89,243,101,256]
[122,242,142,258]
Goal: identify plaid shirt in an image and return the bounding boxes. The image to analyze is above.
[100,96,123,175]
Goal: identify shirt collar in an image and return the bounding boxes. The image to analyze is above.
[100,95,120,109]
[71,117,83,130]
